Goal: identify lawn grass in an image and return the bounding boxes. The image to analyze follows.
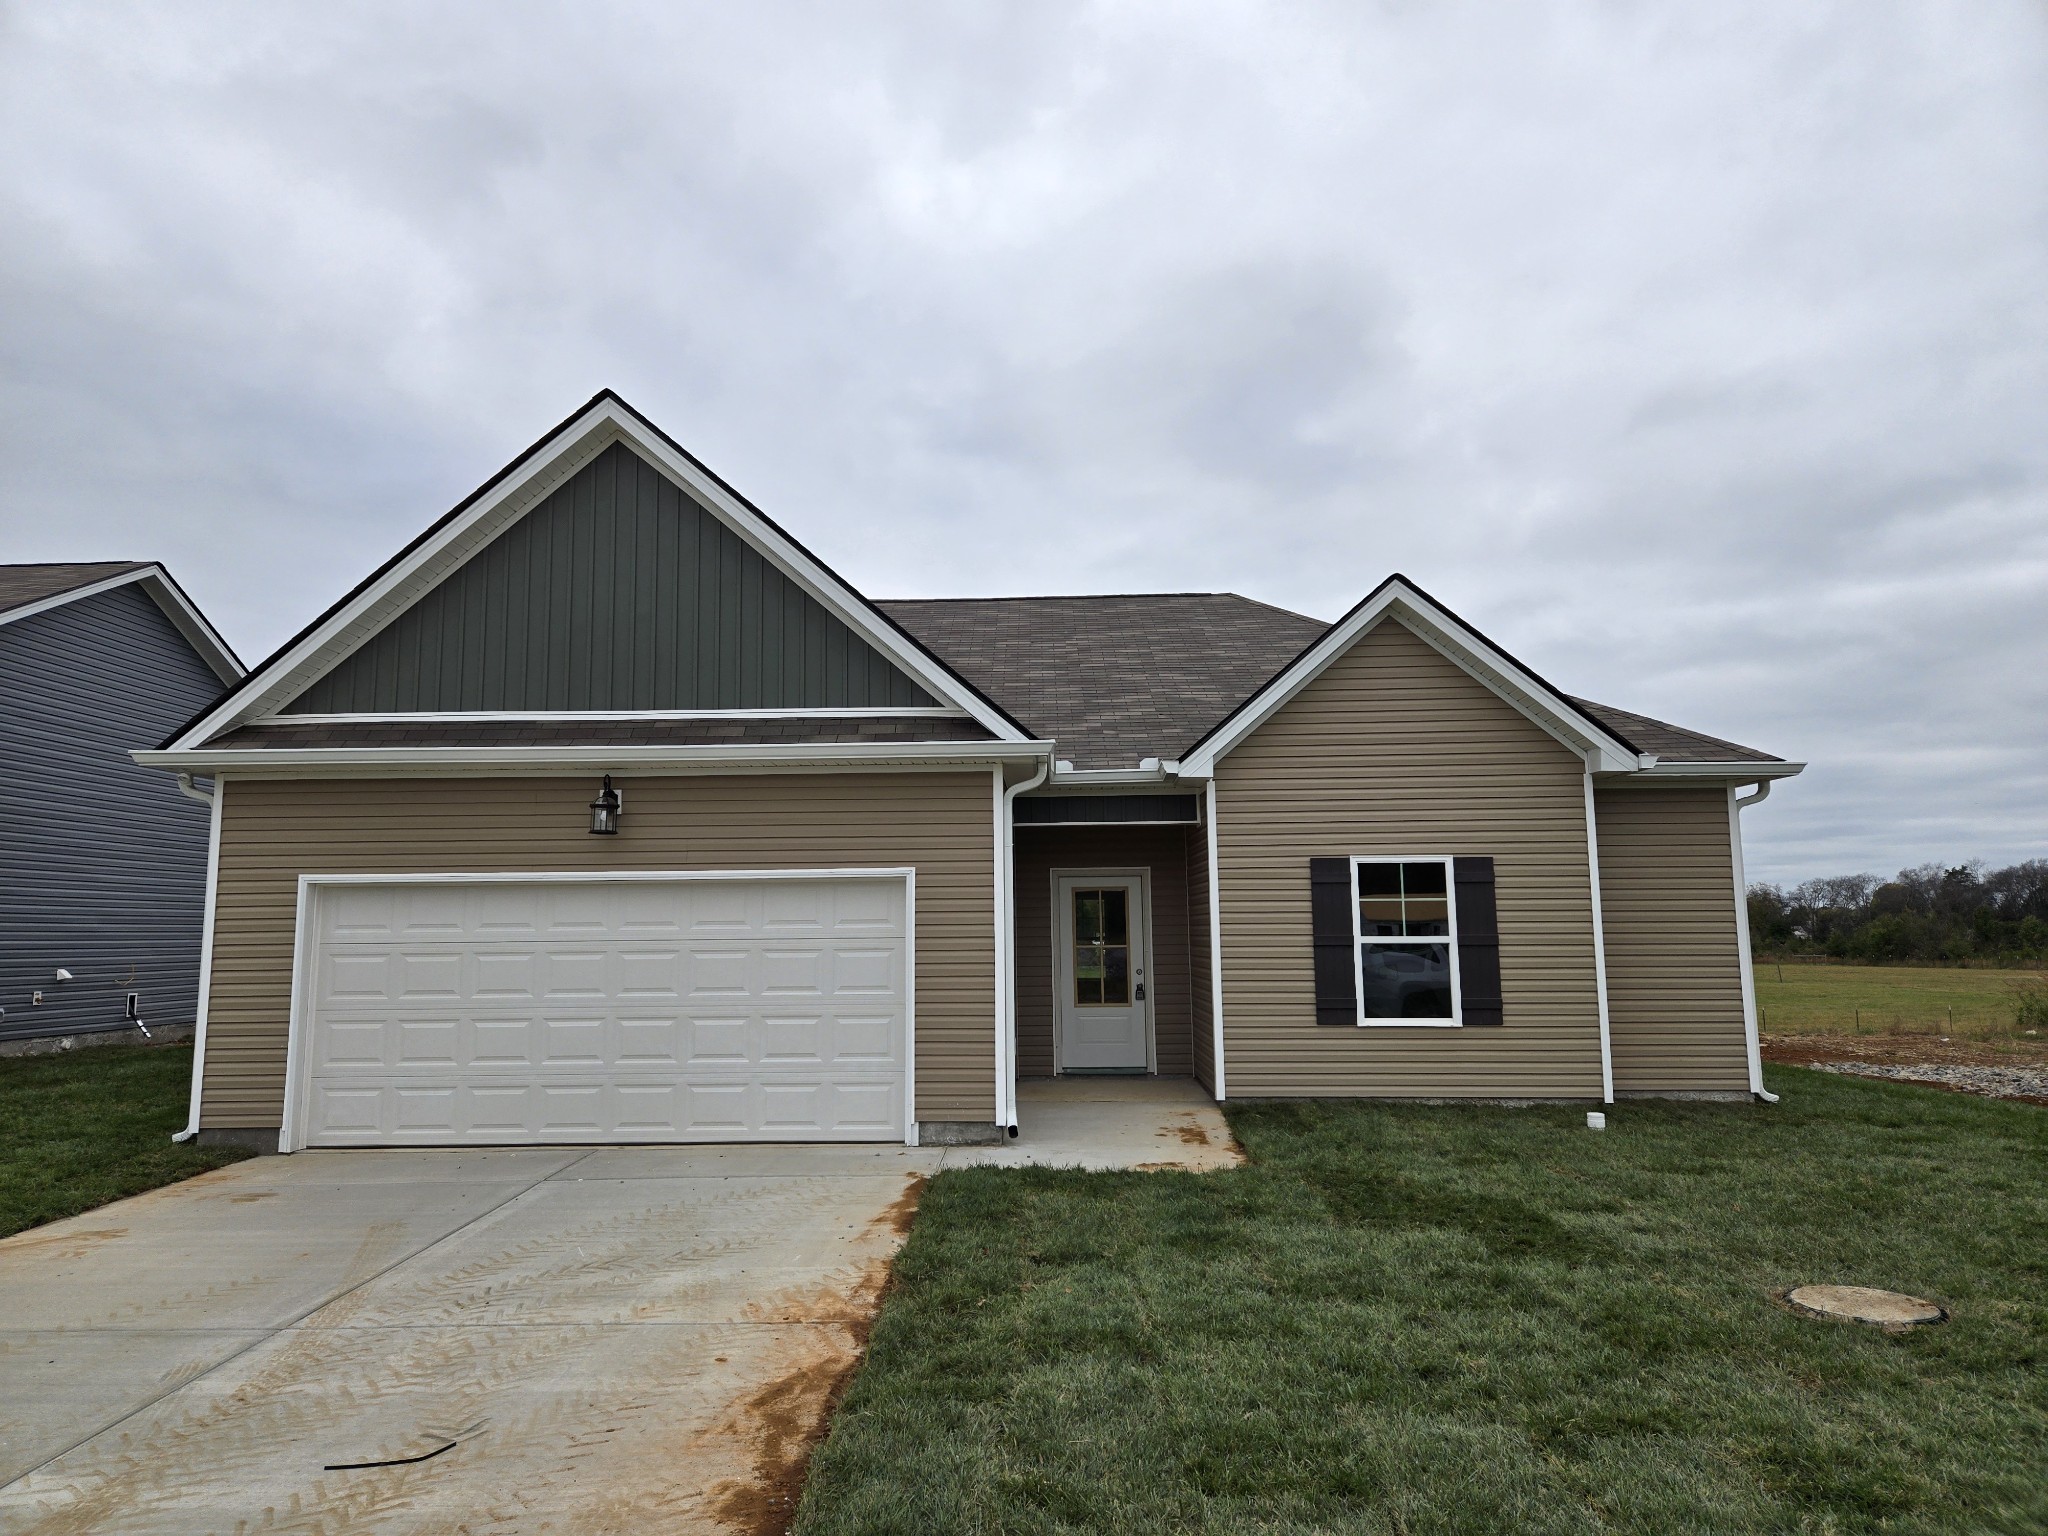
[1755,962,2044,1041]
[797,1068,2048,1535]
[0,1042,254,1239]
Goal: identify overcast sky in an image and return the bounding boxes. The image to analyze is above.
[2,3,2042,884]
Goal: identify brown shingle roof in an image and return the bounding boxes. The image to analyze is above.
[880,593,1779,768]
[0,562,147,618]
[1567,699,1779,764]
[879,594,1328,771]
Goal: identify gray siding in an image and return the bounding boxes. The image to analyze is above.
[286,442,940,714]
[0,584,224,1040]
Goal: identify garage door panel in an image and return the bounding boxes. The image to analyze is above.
[300,876,908,1146]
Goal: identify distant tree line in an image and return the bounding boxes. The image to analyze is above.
[1748,861,2048,965]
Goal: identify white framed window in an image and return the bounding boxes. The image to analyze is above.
[1351,856,1462,1026]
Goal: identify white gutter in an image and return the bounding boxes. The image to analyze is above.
[133,740,1049,776]
[1630,759,1806,781]
[171,776,225,1142]
[1729,780,1777,1103]
[997,751,1053,1136]
[1047,759,1171,787]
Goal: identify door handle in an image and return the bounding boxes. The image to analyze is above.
[1135,982,1146,1001]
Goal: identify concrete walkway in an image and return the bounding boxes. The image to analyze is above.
[957,1075,1243,1172]
[0,1083,1237,1533]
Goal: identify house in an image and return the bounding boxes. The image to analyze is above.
[136,391,1801,1150]
[1,563,244,1046]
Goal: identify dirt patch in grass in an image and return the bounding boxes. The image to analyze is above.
[1765,1032,2048,1068]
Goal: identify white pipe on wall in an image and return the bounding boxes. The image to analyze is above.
[1729,781,1777,1103]
[996,752,1051,1136]
[172,776,224,1142]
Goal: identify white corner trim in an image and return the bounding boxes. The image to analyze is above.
[1178,581,1641,776]
[0,565,244,684]
[167,397,1027,750]
[991,767,1008,1130]
[171,776,225,1143]
[1206,778,1227,1101]
[1727,787,1774,1102]
[1583,771,1615,1104]
[278,867,921,1153]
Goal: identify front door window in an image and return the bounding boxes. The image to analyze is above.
[1071,887,1130,1006]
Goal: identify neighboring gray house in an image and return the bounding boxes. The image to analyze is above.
[0,563,243,1044]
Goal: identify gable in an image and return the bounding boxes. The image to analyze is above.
[282,442,940,715]
[1227,616,1584,771]
[1176,575,1645,776]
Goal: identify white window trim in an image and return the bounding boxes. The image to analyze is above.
[1349,855,1463,1028]
[278,866,917,1153]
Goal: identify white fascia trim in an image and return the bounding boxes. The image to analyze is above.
[168,398,1027,750]
[279,866,921,1153]
[1627,760,1807,782]
[0,566,244,684]
[135,740,1053,777]
[257,706,968,724]
[1178,583,1642,776]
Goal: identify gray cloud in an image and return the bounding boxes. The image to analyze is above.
[1,0,2043,882]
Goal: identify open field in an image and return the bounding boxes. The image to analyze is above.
[795,1068,2048,1536]
[1755,962,2044,1044]
[0,1042,253,1238]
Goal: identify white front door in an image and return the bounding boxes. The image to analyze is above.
[290,873,910,1148]
[1055,872,1151,1072]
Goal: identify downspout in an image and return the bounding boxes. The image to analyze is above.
[1730,780,1776,1103]
[172,775,224,1142]
[1205,778,1226,1102]
[1583,768,1615,1105]
[997,750,1052,1138]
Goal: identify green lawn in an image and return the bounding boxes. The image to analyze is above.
[797,1069,2047,1535]
[1754,962,2045,1040]
[0,1042,254,1239]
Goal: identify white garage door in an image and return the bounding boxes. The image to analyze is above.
[290,874,910,1148]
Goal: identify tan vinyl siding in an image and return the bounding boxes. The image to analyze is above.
[1215,618,1603,1097]
[1188,814,1215,1094]
[200,772,995,1128]
[1013,823,1195,1077]
[1595,784,1751,1092]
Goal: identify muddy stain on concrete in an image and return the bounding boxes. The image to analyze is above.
[706,1172,925,1535]
[0,1228,125,1260]
[1161,1115,1214,1148]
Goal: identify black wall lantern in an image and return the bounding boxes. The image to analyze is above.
[588,774,622,835]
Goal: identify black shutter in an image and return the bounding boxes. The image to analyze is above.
[1310,857,1357,1025]
[1453,856,1503,1026]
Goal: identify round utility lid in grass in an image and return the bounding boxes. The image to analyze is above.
[1785,1285,1946,1329]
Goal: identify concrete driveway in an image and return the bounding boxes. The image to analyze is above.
[0,1082,1237,1534]
[0,1145,939,1534]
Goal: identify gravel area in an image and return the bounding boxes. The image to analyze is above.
[1811,1061,2048,1103]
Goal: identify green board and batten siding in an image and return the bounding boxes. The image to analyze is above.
[285,442,940,714]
